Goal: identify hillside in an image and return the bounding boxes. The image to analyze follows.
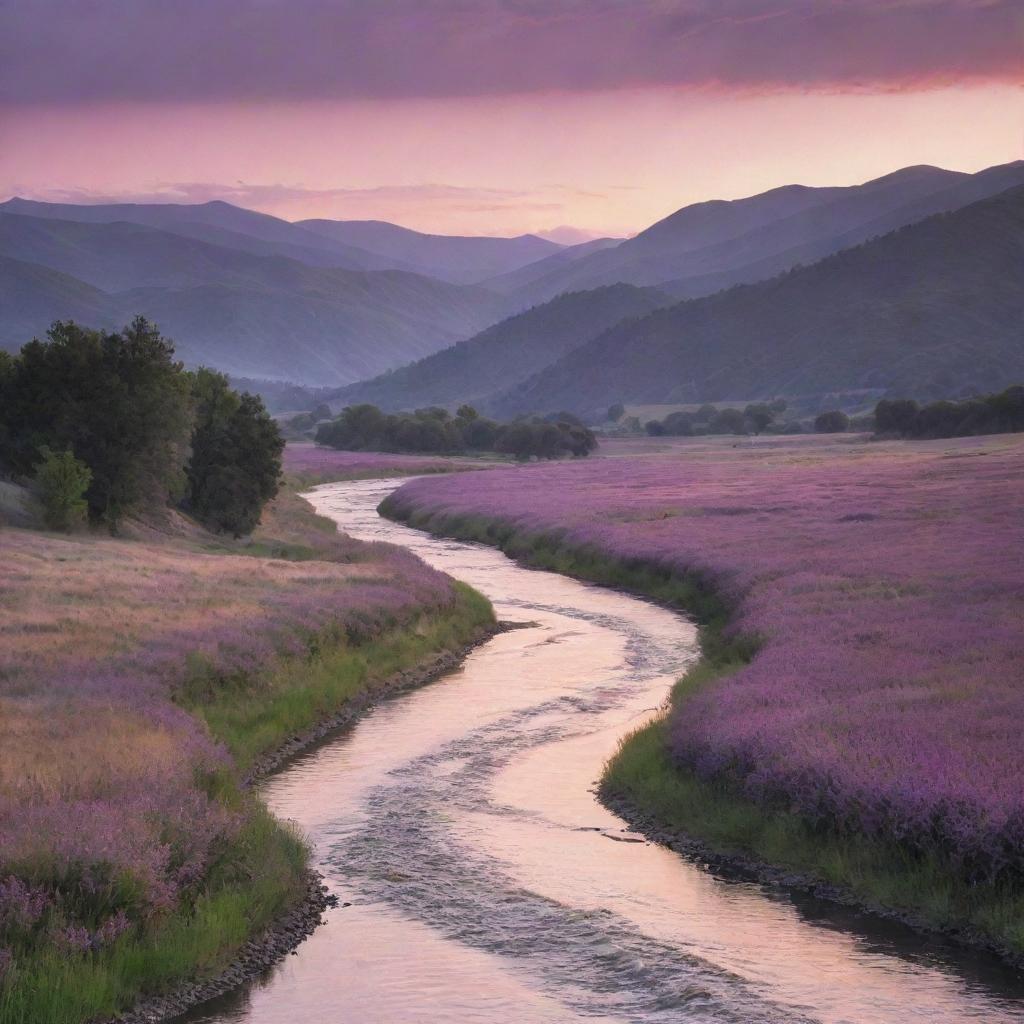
[0,213,511,384]
[0,254,118,340]
[0,196,400,271]
[502,161,1024,308]
[491,184,1024,417]
[297,218,562,284]
[332,284,669,412]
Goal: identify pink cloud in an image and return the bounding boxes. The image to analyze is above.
[2,1,1021,106]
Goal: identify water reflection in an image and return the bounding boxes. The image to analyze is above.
[179,478,1024,1024]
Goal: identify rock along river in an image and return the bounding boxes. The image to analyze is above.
[180,477,1024,1024]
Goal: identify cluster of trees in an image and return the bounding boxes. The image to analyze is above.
[644,401,799,437]
[315,403,597,460]
[0,318,283,535]
[874,387,1024,439]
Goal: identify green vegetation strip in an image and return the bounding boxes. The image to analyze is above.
[381,503,1024,959]
[1,500,494,1024]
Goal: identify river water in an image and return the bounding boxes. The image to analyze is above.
[182,478,1024,1024]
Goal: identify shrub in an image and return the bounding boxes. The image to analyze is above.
[33,448,91,531]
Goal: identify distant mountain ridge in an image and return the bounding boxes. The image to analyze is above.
[494,161,1024,307]
[489,184,1024,417]
[0,210,511,385]
[331,284,670,412]
[296,218,562,284]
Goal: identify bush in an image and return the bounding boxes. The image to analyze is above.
[33,448,91,531]
[814,410,849,433]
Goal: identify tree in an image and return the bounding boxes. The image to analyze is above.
[645,419,666,436]
[34,447,91,531]
[0,318,193,527]
[456,404,478,421]
[186,369,284,536]
[874,398,919,436]
[744,403,775,434]
[814,410,849,433]
[607,403,625,423]
[709,408,747,435]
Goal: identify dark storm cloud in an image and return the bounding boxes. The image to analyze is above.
[1,0,1021,104]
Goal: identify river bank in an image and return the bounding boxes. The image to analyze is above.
[0,478,495,1024]
[181,475,1022,1024]
[378,435,1024,965]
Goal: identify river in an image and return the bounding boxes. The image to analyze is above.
[181,477,1024,1024]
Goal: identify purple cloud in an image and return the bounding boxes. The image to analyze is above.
[1,1,1021,105]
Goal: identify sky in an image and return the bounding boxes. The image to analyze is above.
[1,1,1023,237]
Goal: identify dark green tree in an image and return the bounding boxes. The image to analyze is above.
[709,408,747,435]
[0,318,192,527]
[744,403,775,434]
[814,410,850,433]
[874,398,920,436]
[607,403,625,423]
[186,368,284,536]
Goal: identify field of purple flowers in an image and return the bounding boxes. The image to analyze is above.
[0,486,473,1016]
[283,443,472,484]
[383,434,1024,889]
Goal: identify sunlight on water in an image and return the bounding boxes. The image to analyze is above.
[179,478,1024,1024]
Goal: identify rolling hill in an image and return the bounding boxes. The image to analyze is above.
[296,219,562,284]
[0,212,511,385]
[490,184,1024,418]
[0,196,401,272]
[331,284,669,412]
[497,161,1024,308]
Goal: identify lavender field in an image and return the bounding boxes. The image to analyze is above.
[0,487,473,1012]
[383,434,1024,889]
[283,443,473,484]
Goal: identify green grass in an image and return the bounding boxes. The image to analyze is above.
[192,582,495,771]
[1,488,496,1024]
[381,503,1024,959]
[605,710,1024,956]
[0,807,307,1024]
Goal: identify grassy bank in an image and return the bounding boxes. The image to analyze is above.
[0,483,494,1023]
[380,495,1024,960]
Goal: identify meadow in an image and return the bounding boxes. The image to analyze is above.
[381,433,1024,950]
[282,443,472,485]
[0,479,493,1022]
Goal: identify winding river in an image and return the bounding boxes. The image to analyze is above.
[181,478,1024,1024]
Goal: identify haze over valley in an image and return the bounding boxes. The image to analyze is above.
[4,157,1024,411]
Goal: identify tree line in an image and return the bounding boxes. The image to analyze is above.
[641,401,801,437]
[315,403,598,460]
[0,318,284,535]
[874,387,1024,439]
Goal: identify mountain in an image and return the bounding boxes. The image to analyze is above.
[296,219,562,284]
[490,184,1024,418]
[483,236,622,294]
[502,161,1024,308]
[331,284,669,412]
[0,254,117,342]
[0,197,402,272]
[0,212,510,385]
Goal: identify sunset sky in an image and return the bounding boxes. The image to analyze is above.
[2,1,1023,237]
